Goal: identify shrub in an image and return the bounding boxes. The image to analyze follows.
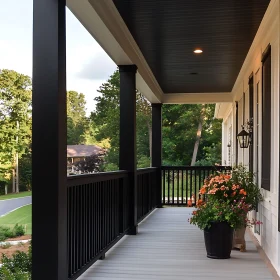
[0,243,32,279]
[0,224,25,242]
[13,224,25,237]
[0,227,14,241]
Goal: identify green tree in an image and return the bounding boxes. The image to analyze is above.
[92,70,222,169]
[0,69,32,190]
[67,91,96,145]
[162,104,222,166]
[92,70,152,170]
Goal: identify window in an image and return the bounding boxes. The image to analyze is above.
[261,44,271,191]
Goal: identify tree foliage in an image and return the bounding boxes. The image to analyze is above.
[91,70,222,169]
[0,69,32,184]
[91,70,152,170]
[162,104,222,166]
[73,154,105,174]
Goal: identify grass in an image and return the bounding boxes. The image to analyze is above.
[0,205,32,235]
[163,175,204,199]
[0,191,32,201]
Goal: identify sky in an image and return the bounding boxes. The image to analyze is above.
[0,0,117,115]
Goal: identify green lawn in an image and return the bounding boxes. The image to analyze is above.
[0,191,32,201]
[163,175,204,199]
[0,204,32,235]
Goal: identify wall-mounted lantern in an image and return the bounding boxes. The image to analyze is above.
[237,118,253,149]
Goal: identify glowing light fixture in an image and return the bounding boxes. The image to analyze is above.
[194,49,203,54]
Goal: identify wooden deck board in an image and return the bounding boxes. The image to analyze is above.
[78,208,275,280]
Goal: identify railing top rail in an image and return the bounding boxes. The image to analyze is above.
[161,165,231,170]
[67,170,128,187]
[137,167,158,175]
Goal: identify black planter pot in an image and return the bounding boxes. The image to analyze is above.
[204,221,234,259]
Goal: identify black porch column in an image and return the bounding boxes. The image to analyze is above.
[33,0,67,279]
[119,65,138,235]
[152,104,162,207]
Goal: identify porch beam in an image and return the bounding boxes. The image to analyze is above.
[152,103,162,207]
[119,65,138,235]
[163,92,233,104]
[33,0,67,279]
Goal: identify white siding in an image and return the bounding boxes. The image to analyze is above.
[217,0,280,276]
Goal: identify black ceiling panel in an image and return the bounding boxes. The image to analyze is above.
[113,0,270,93]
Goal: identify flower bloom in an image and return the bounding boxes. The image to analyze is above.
[199,187,207,194]
[239,189,247,195]
[196,199,204,207]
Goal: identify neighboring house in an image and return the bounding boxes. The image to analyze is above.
[215,1,280,274]
[67,145,105,174]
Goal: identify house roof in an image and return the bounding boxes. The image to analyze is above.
[67,145,104,158]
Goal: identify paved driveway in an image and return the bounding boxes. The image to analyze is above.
[0,196,32,217]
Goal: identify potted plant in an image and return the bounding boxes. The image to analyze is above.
[190,199,250,259]
[230,165,263,251]
[190,168,262,258]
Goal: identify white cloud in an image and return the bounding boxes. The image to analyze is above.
[77,52,116,81]
[0,3,117,116]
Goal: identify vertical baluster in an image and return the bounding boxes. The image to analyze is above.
[167,169,170,204]
[198,169,202,199]
[92,183,95,259]
[194,169,197,205]
[98,182,102,253]
[176,169,179,205]
[163,169,165,205]
[181,170,184,205]
[186,168,189,205]
[190,169,193,205]
[67,187,70,277]
[172,168,174,205]
[74,186,77,274]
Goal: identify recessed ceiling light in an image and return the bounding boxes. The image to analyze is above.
[194,49,203,54]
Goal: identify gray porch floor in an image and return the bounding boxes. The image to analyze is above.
[78,208,276,280]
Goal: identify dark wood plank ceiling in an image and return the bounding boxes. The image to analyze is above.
[113,0,270,93]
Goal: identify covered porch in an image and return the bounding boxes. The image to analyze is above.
[78,207,276,280]
[32,0,279,280]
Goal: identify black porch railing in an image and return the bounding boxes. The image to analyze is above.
[161,166,231,206]
[136,167,157,222]
[67,167,159,279]
[67,171,129,279]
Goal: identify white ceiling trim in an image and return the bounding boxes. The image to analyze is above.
[67,0,163,103]
[163,92,233,104]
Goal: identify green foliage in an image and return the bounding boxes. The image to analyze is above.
[0,69,32,184]
[13,224,25,237]
[67,91,88,145]
[0,181,6,195]
[231,164,263,210]
[73,154,105,173]
[91,70,222,169]
[190,200,247,230]
[162,104,222,166]
[137,155,151,168]
[103,163,119,172]
[0,224,25,242]
[18,153,32,191]
[92,70,152,170]
[0,243,32,280]
[190,165,263,230]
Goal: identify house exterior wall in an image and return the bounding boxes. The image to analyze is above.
[216,0,280,275]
